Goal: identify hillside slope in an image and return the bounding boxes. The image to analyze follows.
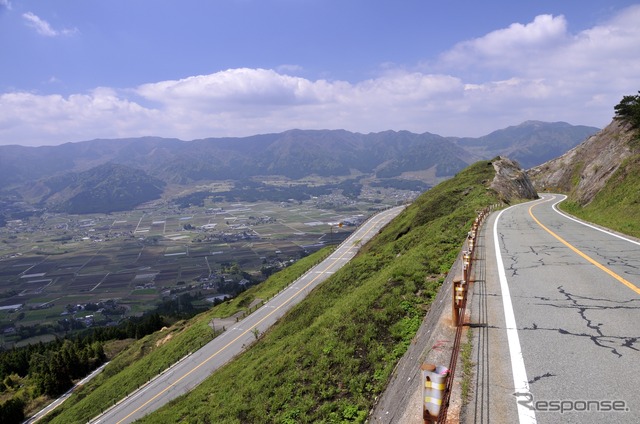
[138,159,536,424]
[529,118,640,237]
[25,163,165,214]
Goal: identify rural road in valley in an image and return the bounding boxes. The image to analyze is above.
[89,205,405,424]
[465,194,640,424]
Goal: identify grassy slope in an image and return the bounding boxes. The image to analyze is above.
[561,153,640,238]
[133,160,499,423]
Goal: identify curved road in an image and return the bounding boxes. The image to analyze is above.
[466,194,640,424]
[90,205,405,424]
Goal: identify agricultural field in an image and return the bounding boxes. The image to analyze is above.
[0,191,410,347]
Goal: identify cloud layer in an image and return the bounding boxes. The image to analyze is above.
[3,6,640,146]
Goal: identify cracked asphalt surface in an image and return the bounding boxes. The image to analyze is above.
[464,194,640,424]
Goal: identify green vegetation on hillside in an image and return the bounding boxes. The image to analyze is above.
[0,313,170,422]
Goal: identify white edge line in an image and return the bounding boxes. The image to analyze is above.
[494,207,537,424]
[550,194,640,247]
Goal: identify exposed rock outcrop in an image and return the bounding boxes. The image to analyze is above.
[490,156,538,203]
[528,119,636,205]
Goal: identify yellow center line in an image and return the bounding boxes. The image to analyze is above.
[529,199,640,295]
[115,212,392,423]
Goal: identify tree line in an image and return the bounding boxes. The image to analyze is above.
[0,312,166,423]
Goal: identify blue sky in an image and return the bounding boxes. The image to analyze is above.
[1,1,640,146]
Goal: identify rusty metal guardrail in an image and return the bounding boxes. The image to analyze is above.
[422,205,494,423]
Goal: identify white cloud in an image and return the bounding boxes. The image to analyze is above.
[22,11,78,37]
[0,89,160,145]
[137,68,337,107]
[440,14,569,70]
[133,68,469,136]
[437,6,640,125]
[439,7,640,82]
[2,6,640,146]
[0,0,12,11]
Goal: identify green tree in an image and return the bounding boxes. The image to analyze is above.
[614,91,640,129]
[60,340,81,378]
[29,351,72,396]
[0,397,25,424]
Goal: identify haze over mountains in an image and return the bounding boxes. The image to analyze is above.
[0,121,598,216]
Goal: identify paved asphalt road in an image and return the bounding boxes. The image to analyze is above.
[465,194,640,424]
[89,205,405,424]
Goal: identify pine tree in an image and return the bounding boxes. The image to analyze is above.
[614,91,640,129]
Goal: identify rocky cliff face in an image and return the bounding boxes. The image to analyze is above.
[528,119,636,205]
[490,156,538,203]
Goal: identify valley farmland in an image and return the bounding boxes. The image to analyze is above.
[0,188,415,347]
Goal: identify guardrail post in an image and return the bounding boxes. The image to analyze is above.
[452,278,467,326]
[422,363,450,423]
[463,251,471,282]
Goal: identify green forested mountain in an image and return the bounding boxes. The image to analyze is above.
[40,163,165,214]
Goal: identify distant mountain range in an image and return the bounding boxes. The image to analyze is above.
[0,121,598,215]
[453,120,599,169]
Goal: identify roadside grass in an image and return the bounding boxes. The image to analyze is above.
[460,327,474,402]
[44,160,499,424]
[560,154,640,239]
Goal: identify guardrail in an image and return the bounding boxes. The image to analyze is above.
[422,206,491,423]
